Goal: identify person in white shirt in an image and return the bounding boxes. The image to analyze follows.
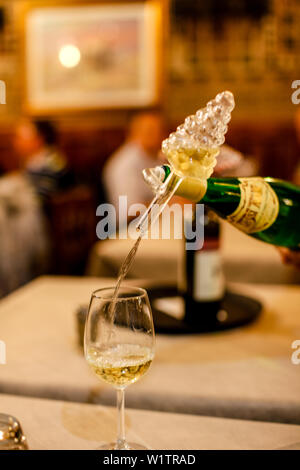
[103,112,165,214]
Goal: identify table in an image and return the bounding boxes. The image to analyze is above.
[0,276,299,424]
[87,222,300,284]
[1,394,299,450]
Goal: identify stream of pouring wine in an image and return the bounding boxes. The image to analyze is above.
[107,177,182,336]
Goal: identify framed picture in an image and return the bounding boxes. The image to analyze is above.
[23,1,164,114]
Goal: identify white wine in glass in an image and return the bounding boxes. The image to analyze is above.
[84,286,155,450]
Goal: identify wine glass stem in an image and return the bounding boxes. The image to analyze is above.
[116,388,127,449]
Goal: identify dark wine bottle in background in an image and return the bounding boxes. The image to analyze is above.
[183,206,225,326]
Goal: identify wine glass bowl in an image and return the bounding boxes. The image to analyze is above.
[84,286,155,450]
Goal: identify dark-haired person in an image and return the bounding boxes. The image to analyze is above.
[103,112,166,215]
[13,118,72,200]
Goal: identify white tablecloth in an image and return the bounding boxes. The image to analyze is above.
[1,394,300,450]
[0,276,299,424]
[87,222,300,284]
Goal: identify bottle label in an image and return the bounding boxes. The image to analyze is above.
[227,178,279,234]
[193,250,225,301]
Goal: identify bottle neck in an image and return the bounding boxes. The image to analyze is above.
[201,178,241,216]
[160,165,241,216]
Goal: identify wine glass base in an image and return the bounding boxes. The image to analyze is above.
[97,442,148,450]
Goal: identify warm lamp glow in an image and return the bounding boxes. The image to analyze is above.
[59,44,81,68]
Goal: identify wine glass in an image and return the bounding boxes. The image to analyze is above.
[84,286,155,450]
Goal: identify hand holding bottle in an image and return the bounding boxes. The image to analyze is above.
[277,247,300,269]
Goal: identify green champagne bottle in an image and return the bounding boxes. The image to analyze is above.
[157,165,300,249]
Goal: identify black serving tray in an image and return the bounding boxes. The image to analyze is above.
[148,286,262,334]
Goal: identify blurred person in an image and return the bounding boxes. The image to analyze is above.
[0,119,61,296]
[13,119,72,201]
[0,118,73,295]
[103,111,166,212]
[0,171,48,296]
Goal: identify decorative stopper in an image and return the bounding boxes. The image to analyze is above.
[162,91,235,179]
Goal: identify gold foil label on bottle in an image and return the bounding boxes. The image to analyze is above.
[227,178,279,233]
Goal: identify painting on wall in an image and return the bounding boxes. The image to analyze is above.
[24,1,163,113]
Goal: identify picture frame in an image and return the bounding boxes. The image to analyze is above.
[22,0,165,114]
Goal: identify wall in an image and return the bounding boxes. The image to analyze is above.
[0,0,299,180]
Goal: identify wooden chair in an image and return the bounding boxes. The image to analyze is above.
[46,185,97,275]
